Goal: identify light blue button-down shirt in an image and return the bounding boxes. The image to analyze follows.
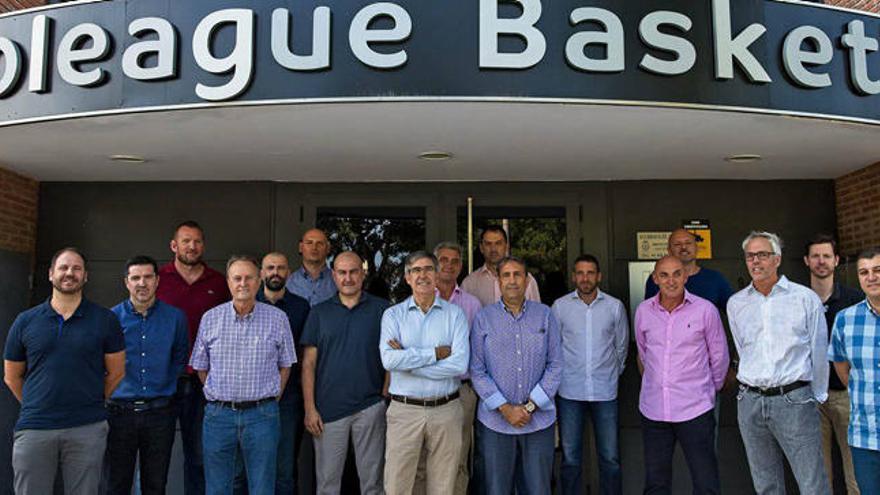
[380,296,469,399]
[552,290,629,402]
[728,275,829,402]
[286,265,336,306]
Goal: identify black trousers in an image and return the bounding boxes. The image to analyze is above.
[640,409,720,495]
[106,403,177,495]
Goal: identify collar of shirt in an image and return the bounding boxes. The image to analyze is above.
[866,298,880,318]
[298,265,331,282]
[40,297,87,320]
[226,302,256,322]
[329,292,373,310]
[406,294,443,313]
[122,298,156,318]
[160,261,216,285]
[500,299,528,320]
[746,274,791,296]
[648,290,695,313]
[568,289,606,306]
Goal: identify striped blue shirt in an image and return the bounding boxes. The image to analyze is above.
[190,301,296,402]
[285,266,336,306]
[829,300,880,451]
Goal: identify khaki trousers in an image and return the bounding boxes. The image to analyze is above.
[820,388,860,495]
[384,398,463,495]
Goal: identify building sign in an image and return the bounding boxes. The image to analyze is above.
[637,232,671,260]
[1,0,880,124]
[683,219,712,260]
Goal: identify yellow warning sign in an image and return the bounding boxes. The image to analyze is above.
[683,220,712,260]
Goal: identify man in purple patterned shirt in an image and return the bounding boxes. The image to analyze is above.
[469,256,562,495]
[190,255,296,495]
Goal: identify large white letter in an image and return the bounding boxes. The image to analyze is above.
[842,20,880,95]
[712,0,771,83]
[639,11,696,76]
[123,17,178,81]
[349,3,411,69]
[192,9,254,101]
[0,37,22,98]
[57,23,111,87]
[782,26,832,89]
[29,15,50,93]
[565,7,624,72]
[272,7,331,71]
[479,0,546,69]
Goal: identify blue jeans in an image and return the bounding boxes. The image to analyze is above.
[203,401,281,495]
[177,375,206,495]
[641,410,719,495]
[737,385,829,495]
[557,397,621,495]
[852,447,880,494]
[233,392,305,494]
[479,423,555,495]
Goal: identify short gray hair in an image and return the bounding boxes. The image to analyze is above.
[496,255,527,274]
[226,254,260,274]
[404,251,438,273]
[741,231,783,256]
[433,241,463,258]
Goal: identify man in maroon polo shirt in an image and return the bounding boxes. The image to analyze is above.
[156,220,229,495]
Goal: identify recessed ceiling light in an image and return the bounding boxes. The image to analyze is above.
[418,151,453,161]
[724,154,762,163]
[109,154,147,164]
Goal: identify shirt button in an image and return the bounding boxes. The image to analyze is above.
[518,384,522,388]
[141,353,145,357]
[517,368,522,371]
[141,369,145,373]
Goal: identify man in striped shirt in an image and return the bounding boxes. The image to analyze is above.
[830,247,880,493]
[190,255,296,495]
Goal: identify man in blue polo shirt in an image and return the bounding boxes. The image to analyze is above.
[106,255,189,495]
[3,247,126,495]
[301,251,391,495]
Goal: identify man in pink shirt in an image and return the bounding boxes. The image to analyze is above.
[461,225,540,307]
[635,256,729,495]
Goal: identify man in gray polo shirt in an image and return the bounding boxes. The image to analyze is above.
[300,251,391,495]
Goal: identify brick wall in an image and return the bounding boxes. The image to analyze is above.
[836,162,880,256]
[828,0,880,12]
[0,167,39,255]
[0,0,44,13]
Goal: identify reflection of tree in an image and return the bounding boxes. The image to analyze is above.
[317,214,426,303]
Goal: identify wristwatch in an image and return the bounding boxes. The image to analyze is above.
[523,400,537,414]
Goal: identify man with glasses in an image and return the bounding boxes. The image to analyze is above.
[728,231,830,494]
[380,251,469,495]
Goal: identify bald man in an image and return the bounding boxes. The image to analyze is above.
[287,228,336,306]
[644,229,733,312]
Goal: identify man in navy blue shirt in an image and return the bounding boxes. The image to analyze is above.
[106,255,189,495]
[4,247,126,495]
[644,229,734,312]
[234,252,311,494]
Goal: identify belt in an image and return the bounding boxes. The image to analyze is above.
[742,380,810,397]
[461,379,472,386]
[107,396,173,413]
[210,397,275,410]
[391,391,459,408]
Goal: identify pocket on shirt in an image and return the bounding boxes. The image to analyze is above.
[523,326,548,352]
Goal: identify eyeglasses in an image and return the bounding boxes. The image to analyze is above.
[745,251,776,262]
[408,266,436,275]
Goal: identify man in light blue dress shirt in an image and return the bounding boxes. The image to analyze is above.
[551,254,628,495]
[286,228,336,306]
[380,251,469,495]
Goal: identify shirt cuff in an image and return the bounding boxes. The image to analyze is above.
[530,384,553,410]
[484,392,506,410]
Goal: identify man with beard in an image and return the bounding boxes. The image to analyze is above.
[157,220,230,495]
[552,255,628,495]
[4,247,126,494]
[804,234,862,494]
[462,225,541,308]
[287,228,336,306]
[234,252,310,494]
[106,255,189,495]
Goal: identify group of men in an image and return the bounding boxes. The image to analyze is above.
[3,220,880,495]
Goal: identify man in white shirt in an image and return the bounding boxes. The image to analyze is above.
[727,231,830,495]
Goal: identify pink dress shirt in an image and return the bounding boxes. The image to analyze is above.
[634,291,729,423]
[461,264,541,307]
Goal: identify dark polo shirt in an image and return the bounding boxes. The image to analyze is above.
[300,292,390,423]
[156,262,229,347]
[824,282,863,390]
[4,298,125,431]
[257,288,310,393]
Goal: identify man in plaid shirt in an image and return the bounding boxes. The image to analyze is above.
[190,255,296,495]
[830,247,880,494]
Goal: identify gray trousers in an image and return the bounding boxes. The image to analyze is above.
[737,385,830,495]
[12,420,109,495]
[313,400,386,495]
